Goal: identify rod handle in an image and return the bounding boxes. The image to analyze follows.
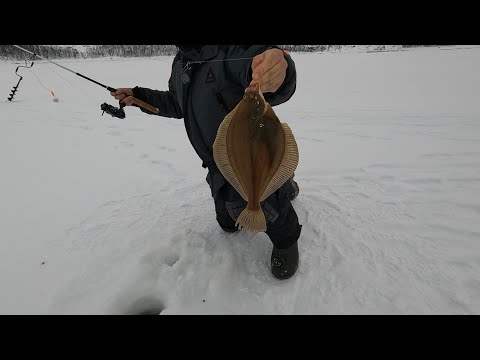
[131,97,159,114]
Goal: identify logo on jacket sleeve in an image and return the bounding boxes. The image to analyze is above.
[206,66,216,83]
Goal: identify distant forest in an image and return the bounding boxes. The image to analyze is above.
[0,45,442,60]
[0,45,178,60]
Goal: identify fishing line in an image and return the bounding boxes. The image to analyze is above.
[28,68,51,93]
[46,65,101,104]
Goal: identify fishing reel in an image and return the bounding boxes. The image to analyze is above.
[100,101,126,119]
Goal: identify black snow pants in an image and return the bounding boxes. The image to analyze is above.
[213,181,302,249]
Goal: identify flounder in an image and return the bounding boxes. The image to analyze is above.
[213,83,299,233]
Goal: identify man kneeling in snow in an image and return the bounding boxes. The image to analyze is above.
[111,45,301,280]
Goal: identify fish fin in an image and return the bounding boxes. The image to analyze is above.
[235,206,267,233]
[260,122,299,202]
[213,105,248,201]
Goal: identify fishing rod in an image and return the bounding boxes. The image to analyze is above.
[12,45,159,118]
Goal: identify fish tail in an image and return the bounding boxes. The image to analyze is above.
[235,204,267,233]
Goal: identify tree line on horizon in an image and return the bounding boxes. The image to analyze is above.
[0,45,443,60]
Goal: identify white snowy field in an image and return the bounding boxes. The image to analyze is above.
[1,47,479,315]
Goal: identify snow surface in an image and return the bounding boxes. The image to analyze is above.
[1,47,479,314]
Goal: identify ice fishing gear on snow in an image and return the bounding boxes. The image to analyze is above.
[51,91,59,102]
[27,62,60,102]
[10,45,160,117]
[7,58,35,101]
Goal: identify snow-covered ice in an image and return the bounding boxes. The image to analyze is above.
[1,46,479,314]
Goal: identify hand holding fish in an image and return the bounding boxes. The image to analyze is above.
[249,48,288,94]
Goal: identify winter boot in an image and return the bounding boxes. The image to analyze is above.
[271,241,299,280]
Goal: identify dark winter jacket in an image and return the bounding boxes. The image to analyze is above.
[132,45,297,197]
